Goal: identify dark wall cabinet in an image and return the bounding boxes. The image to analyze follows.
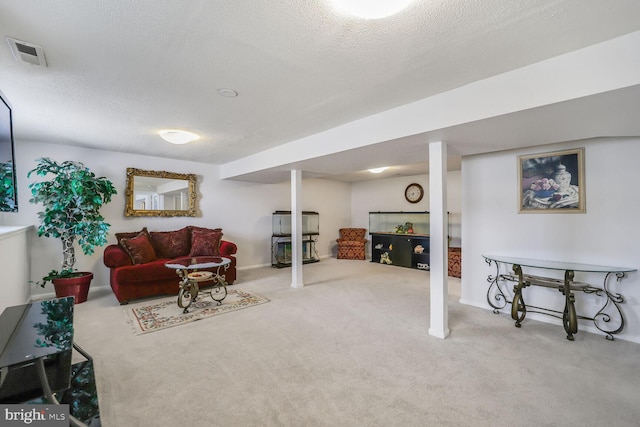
[369,211,431,271]
[370,233,431,270]
[368,211,460,274]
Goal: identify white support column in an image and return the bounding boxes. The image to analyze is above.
[428,141,450,339]
[291,169,304,288]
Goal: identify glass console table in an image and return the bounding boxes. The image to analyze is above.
[483,255,636,341]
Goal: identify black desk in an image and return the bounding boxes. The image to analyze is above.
[483,255,636,340]
[0,297,100,426]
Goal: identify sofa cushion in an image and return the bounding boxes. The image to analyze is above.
[120,231,157,264]
[113,259,178,284]
[149,227,191,259]
[115,227,150,245]
[189,228,223,256]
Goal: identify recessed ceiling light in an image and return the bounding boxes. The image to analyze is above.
[159,129,199,144]
[330,0,414,19]
[368,167,389,174]
[217,88,238,97]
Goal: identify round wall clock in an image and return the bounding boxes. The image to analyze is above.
[405,183,424,203]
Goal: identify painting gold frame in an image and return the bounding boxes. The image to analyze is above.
[125,168,197,217]
[518,148,585,214]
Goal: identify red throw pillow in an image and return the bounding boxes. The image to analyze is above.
[115,227,149,245]
[120,232,157,264]
[189,229,223,257]
[149,227,191,258]
[189,226,222,235]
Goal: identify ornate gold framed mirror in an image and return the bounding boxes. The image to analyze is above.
[125,168,197,217]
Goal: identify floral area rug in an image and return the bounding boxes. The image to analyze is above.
[125,288,269,335]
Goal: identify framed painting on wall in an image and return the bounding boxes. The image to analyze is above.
[518,148,585,213]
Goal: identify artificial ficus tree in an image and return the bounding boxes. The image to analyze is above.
[28,157,117,286]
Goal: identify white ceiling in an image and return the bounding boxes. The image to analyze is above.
[1,0,640,182]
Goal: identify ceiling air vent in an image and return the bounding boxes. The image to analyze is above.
[6,37,47,67]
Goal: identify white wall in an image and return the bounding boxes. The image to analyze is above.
[0,226,31,313]
[1,140,351,299]
[461,138,640,343]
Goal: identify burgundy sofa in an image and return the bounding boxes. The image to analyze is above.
[103,226,237,304]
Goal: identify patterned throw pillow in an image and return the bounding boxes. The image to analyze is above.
[149,227,191,258]
[115,227,149,245]
[120,231,158,264]
[189,228,223,257]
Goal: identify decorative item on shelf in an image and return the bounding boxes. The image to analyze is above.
[389,244,393,250]
[380,252,392,265]
[393,222,414,234]
[28,157,117,303]
[414,245,424,254]
[374,243,383,249]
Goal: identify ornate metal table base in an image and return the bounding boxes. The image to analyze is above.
[176,272,228,314]
[165,257,231,314]
[484,255,634,341]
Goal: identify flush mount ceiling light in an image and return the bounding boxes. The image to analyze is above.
[217,88,238,97]
[159,129,199,145]
[329,0,414,19]
[368,167,389,174]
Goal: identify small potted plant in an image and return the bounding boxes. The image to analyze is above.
[28,157,117,303]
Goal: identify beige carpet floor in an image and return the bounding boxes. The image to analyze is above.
[72,258,640,426]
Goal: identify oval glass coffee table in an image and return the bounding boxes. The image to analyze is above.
[164,256,231,313]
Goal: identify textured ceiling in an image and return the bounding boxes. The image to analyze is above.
[1,0,640,181]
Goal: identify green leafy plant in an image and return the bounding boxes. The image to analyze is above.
[28,157,117,287]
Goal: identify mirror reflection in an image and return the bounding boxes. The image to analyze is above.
[1,92,17,212]
[125,168,196,217]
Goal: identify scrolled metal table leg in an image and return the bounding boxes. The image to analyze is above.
[590,272,626,340]
[511,264,527,328]
[177,276,197,313]
[210,285,227,305]
[561,270,578,341]
[485,258,507,312]
[209,266,229,305]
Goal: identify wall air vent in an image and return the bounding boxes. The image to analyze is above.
[5,37,47,67]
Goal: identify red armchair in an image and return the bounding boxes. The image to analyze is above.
[336,228,368,260]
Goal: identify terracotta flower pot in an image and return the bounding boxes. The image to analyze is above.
[52,272,94,304]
